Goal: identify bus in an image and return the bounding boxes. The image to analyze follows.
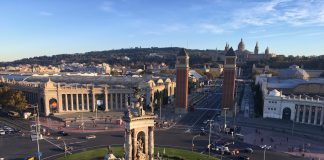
[8,111,20,118]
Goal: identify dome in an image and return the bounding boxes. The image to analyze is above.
[238,38,245,52]
[269,89,281,96]
[279,65,309,80]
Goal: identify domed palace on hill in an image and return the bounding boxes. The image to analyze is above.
[211,38,276,64]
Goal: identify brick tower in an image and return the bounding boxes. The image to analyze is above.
[175,48,189,114]
[222,47,237,117]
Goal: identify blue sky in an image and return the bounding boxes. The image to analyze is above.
[1,0,324,61]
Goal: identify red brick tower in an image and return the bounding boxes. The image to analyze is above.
[175,48,189,114]
[222,47,237,116]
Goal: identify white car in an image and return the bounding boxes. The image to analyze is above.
[86,135,96,139]
[0,130,5,135]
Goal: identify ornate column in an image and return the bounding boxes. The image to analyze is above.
[71,94,74,111]
[125,129,132,160]
[124,94,128,108]
[76,94,79,111]
[65,94,69,111]
[314,106,318,125]
[120,93,123,110]
[148,127,154,160]
[115,93,118,111]
[296,105,300,123]
[86,94,90,111]
[105,91,109,112]
[81,94,84,111]
[320,107,324,125]
[302,105,306,123]
[92,93,96,112]
[110,93,113,110]
[307,106,312,124]
[58,94,63,113]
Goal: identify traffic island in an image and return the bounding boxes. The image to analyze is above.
[55,146,219,160]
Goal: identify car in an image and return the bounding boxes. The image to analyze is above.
[244,147,253,153]
[86,135,96,139]
[57,131,69,136]
[236,155,250,160]
[0,130,5,135]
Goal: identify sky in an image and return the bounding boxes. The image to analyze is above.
[1,0,324,62]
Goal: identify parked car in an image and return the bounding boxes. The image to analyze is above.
[57,131,69,136]
[236,155,250,160]
[244,147,253,154]
[85,135,96,139]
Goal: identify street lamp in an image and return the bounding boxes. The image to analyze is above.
[191,134,200,151]
[260,145,271,160]
[31,104,41,160]
[207,119,214,157]
[223,108,229,131]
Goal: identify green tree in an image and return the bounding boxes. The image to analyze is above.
[6,90,28,113]
[252,84,263,117]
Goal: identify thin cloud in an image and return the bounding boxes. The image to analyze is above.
[100,1,114,12]
[39,11,53,16]
[198,23,224,34]
[230,0,324,28]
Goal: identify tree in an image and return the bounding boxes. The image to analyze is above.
[1,88,28,113]
[252,84,263,117]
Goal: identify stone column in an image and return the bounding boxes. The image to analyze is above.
[302,105,306,123]
[86,94,90,111]
[125,129,132,160]
[58,94,63,113]
[120,93,123,110]
[308,106,312,124]
[65,94,69,111]
[81,94,84,111]
[148,127,154,160]
[320,107,324,125]
[44,95,50,116]
[71,94,74,111]
[92,93,96,112]
[110,93,113,110]
[296,105,300,123]
[124,94,128,108]
[115,93,118,111]
[76,94,79,111]
[314,107,318,125]
[105,91,109,112]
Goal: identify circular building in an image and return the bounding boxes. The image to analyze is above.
[279,65,309,80]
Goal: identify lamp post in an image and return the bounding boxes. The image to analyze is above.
[223,108,229,130]
[31,104,41,160]
[191,134,200,151]
[260,145,271,160]
[207,119,214,157]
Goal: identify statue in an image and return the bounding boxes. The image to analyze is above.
[136,137,146,160]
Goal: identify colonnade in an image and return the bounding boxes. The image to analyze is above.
[58,92,131,113]
[295,104,324,126]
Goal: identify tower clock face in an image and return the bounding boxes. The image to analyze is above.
[226,58,235,64]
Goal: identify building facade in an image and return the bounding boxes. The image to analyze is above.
[0,75,176,116]
[175,48,189,114]
[264,89,324,126]
[222,47,237,116]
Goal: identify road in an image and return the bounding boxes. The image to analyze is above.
[0,87,306,160]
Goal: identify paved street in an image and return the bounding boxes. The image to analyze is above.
[0,87,320,160]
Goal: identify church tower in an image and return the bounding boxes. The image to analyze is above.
[238,38,245,53]
[265,46,270,55]
[175,48,189,114]
[225,43,229,52]
[254,42,259,54]
[222,47,237,117]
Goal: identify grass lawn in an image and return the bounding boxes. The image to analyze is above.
[56,146,218,160]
